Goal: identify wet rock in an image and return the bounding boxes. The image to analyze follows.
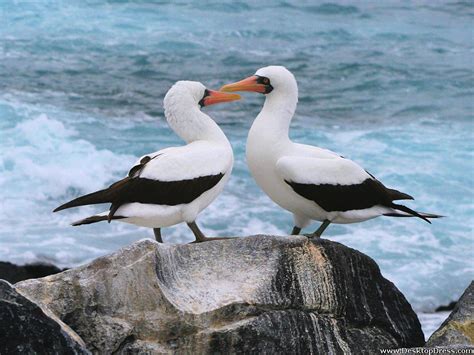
[426,281,474,348]
[0,261,65,283]
[16,236,424,354]
[0,279,89,354]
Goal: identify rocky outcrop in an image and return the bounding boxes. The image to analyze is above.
[15,236,424,354]
[426,281,474,348]
[0,279,89,354]
[0,261,65,283]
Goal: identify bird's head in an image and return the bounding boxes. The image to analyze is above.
[220,66,297,97]
[164,81,240,111]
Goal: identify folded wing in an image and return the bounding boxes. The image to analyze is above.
[54,143,230,220]
[276,156,413,212]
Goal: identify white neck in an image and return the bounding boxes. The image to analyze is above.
[251,88,298,143]
[165,103,228,144]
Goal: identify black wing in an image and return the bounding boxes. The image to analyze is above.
[54,152,225,220]
[109,174,225,206]
[285,178,413,212]
[55,173,224,210]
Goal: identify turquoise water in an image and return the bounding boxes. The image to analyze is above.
[0,1,473,313]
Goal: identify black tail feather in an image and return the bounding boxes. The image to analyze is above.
[386,203,443,223]
[391,203,431,223]
[384,212,443,219]
[53,188,112,212]
[72,215,126,226]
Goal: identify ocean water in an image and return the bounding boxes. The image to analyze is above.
[0,0,472,335]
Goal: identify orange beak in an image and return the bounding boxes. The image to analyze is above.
[220,76,267,94]
[201,89,241,107]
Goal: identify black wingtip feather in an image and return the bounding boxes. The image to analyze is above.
[53,188,112,213]
[388,188,414,201]
[53,202,75,213]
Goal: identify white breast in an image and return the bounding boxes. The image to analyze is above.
[246,121,327,221]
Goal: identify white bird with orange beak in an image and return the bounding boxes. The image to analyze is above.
[221,66,441,237]
[54,81,240,243]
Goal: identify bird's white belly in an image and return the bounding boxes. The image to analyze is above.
[247,151,329,222]
[120,203,184,228]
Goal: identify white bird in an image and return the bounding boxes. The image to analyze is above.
[54,81,240,243]
[221,66,441,237]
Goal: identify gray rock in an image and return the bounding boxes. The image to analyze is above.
[0,279,89,355]
[426,281,474,348]
[16,236,424,354]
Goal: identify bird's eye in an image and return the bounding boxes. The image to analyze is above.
[198,89,209,107]
[263,77,270,85]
